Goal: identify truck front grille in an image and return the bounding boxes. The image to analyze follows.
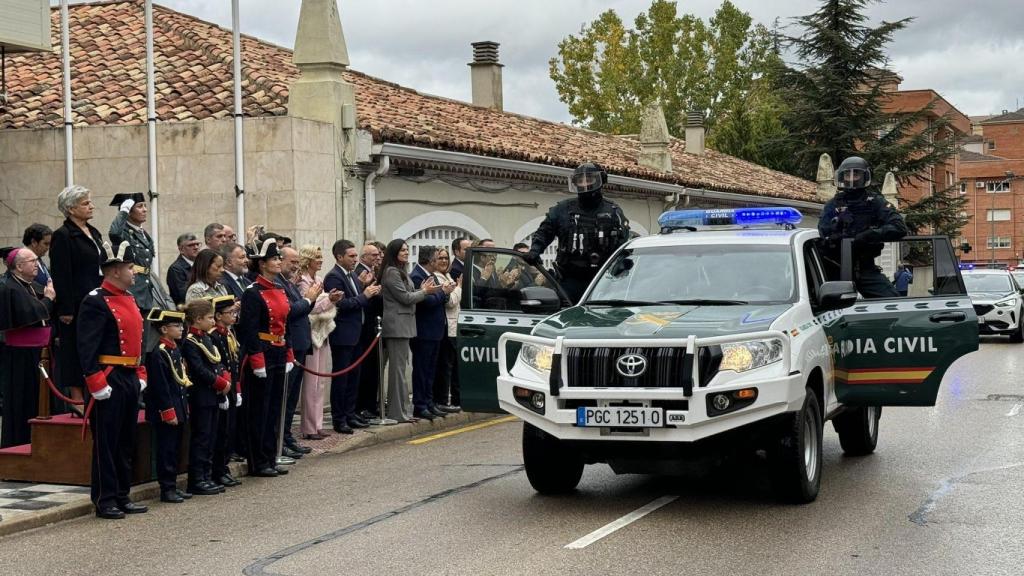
[564,346,721,388]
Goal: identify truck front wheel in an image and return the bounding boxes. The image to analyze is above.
[771,387,823,504]
[833,405,881,456]
[522,422,584,494]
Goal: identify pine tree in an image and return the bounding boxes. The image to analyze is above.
[771,0,963,234]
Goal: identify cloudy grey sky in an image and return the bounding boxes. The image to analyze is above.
[92,0,1024,122]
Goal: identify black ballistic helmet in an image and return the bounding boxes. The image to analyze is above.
[835,156,872,190]
[570,162,608,195]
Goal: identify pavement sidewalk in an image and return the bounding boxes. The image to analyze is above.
[0,411,498,539]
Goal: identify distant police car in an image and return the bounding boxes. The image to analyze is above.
[457,207,979,504]
[960,265,1024,342]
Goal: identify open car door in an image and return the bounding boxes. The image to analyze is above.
[457,248,571,412]
[828,236,979,406]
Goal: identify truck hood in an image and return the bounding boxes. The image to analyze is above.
[533,304,793,340]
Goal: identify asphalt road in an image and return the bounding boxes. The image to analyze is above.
[2,339,1022,576]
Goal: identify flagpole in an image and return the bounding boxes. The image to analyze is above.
[60,0,74,186]
[144,0,160,271]
[232,0,245,235]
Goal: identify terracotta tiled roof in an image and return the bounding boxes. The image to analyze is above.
[981,108,1024,124]
[961,134,984,143]
[960,150,1005,162]
[0,0,816,202]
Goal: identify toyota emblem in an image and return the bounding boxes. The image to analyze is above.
[616,353,647,378]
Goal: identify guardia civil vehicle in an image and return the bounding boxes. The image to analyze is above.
[457,207,978,503]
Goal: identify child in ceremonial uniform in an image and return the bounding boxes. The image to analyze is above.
[182,299,231,495]
[144,309,193,504]
[209,295,242,488]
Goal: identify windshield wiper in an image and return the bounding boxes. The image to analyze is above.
[584,299,663,307]
[658,298,749,305]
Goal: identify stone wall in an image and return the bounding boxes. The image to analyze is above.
[0,116,336,272]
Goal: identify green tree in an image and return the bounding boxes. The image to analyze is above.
[548,0,780,148]
[770,0,963,233]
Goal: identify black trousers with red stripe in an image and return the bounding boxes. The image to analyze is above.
[89,370,139,510]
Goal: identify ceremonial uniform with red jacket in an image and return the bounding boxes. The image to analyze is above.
[77,280,146,512]
[181,327,231,492]
[238,273,294,475]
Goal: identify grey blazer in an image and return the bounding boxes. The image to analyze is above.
[381,266,426,338]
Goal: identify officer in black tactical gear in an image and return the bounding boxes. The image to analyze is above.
[818,156,908,298]
[524,162,629,303]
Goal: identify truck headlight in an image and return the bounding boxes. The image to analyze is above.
[719,338,784,372]
[520,343,554,372]
[995,298,1018,308]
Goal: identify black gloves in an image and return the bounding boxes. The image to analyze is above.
[854,228,884,244]
[522,251,542,266]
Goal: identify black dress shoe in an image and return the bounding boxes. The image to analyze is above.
[414,409,436,421]
[334,423,354,434]
[230,454,246,463]
[282,446,304,459]
[189,482,221,495]
[438,404,462,413]
[161,490,184,504]
[348,418,369,429]
[251,467,279,477]
[358,409,378,420]
[286,441,313,454]
[218,474,241,487]
[118,502,148,514]
[96,506,125,520]
[176,489,193,500]
[207,481,226,493]
[274,466,290,475]
[429,405,447,417]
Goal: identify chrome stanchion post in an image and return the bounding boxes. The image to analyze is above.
[369,316,397,426]
[276,369,294,465]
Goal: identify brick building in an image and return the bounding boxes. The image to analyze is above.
[958,108,1024,267]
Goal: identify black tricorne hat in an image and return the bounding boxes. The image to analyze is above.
[147,308,186,326]
[101,241,137,268]
[247,237,281,261]
[210,295,236,314]
[109,193,147,207]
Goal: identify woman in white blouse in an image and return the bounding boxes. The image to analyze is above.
[432,247,462,411]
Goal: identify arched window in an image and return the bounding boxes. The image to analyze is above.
[393,211,489,262]
[407,226,477,262]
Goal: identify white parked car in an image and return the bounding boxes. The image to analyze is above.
[961,267,1024,342]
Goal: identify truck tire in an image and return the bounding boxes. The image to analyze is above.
[833,405,881,456]
[522,422,584,494]
[772,387,822,504]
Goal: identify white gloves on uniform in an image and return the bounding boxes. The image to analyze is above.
[139,379,147,393]
[119,199,135,213]
[92,385,113,401]
[218,397,229,411]
[285,362,294,374]
[253,367,267,378]
[235,393,243,407]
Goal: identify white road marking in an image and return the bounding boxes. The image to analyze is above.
[1007,403,1022,417]
[564,495,678,549]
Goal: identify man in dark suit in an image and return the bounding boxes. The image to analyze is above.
[410,246,454,419]
[219,242,249,300]
[449,237,471,282]
[166,233,200,307]
[277,246,322,460]
[324,240,380,433]
[355,243,382,418]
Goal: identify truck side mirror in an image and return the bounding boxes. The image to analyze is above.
[818,281,858,311]
[520,286,561,315]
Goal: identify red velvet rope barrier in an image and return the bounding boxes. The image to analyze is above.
[293,334,381,378]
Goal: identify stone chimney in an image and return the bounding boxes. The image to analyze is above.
[639,102,672,172]
[469,41,503,111]
[881,171,899,207]
[684,111,705,156]
[816,153,836,202]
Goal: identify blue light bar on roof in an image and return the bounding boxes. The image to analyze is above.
[959,263,974,270]
[658,207,802,229]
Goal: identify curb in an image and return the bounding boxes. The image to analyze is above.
[0,411,506,540]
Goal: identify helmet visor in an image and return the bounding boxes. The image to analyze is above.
[571,171,603,194]
[836,168,870,190]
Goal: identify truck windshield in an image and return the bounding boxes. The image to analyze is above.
[586,244,796,305]
[963,274,1013,294]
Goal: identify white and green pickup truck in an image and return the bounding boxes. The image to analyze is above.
[457,207,978,503]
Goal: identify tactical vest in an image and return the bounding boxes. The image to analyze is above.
[557,199,627,271]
